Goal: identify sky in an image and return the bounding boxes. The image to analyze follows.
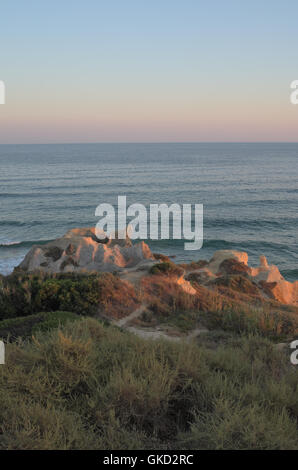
[0,0,298,144]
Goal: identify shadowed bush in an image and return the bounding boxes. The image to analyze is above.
[0,311,79,341]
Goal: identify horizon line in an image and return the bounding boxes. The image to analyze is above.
[1,141,298,146]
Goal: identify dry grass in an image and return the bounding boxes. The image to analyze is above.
[0,317,298,449]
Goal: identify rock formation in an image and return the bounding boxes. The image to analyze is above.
[191,250,298,306]
[17,227,155,273]
[16,230,297,307]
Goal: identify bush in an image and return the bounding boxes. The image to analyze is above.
[142,275,200,321]
[166,311,197,332]
[149,262,184,277]
[0,311,79,341]
[0,318,297,449]
[0,272,139,321]
[201,305,298,341]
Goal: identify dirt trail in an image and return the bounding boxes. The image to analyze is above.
[125,325,209,343]
[116,265,209,342]
[114,303,209,343]
[115,304,147,328]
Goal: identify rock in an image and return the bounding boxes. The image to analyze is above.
[251,263,284,283]
[259,255,269,268]
[16,233,298,307]
[183,249,298,307]
[207,250,249,274]
[249,255,298,305]
[206,250,298,306]
[17,227,154,273]
[218,258,251,276]
[262,279,298,305]
[64,227,108,243]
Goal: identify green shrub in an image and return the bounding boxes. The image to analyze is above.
[165,311,197,332]
[0,272,139,321]
[0,311,79,340]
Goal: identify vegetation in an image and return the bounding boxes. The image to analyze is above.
[179,260,208,271]
[0,311,79,341]
[149,261,184,277]
[0,263,298,450]
[200,305,298,341]
[143,276,200,321]
[139,272,297,340]
[0,272,139,320]
[164,311,197,332]
[0,317,297,450]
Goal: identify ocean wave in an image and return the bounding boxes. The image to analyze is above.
[0,220,47,227]
[0,239,54,249]
[0,241,22,246]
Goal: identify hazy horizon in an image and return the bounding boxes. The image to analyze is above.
[1,141,298,146]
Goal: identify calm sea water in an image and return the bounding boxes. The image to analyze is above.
[0,143,297,281]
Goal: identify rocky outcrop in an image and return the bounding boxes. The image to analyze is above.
[17,227,155,273]
[208,250,249,273]
[189,250,298,307]
[16,230,298,307]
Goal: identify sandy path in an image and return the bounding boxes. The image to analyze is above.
[113,301,209,343]
[115,304,147,328]
[116,266,209,342]
[125,325,209,343]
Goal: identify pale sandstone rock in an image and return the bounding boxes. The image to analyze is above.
[205,250,298,306]
[207,250,249,274]
[18,227,154,273]
[17,236,298,306]
[259,255,269,268]
[250,255,284,283]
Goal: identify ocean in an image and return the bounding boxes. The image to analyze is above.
[0,143,297,281]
